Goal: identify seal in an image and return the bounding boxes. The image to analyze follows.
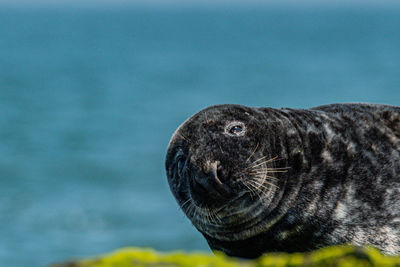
[165,103,400,258]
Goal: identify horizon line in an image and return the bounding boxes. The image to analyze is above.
[1,0,400,9]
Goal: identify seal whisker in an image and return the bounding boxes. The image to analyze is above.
[177,133,190,142]
[250,180,279,195]
[209,207,222,223]
[201,205,213,223]
[239,156,280,174]
[249,160,290,170]
[251,174,280,189]
[265,166,291,170]
[245,143,259,163]
[202,209,210,223]
[209,212,216,224]
[214,210,222,223]
[263,170,289,173]
[180,199,192,211]
[249,165,290,173]
[206,208,215,223]
[200,205,220,225]
[249,159,278,169]
[248,172,279,180]
[250,177,278,189]
[218,142,224,155]
[243,180,263,200]
[199,210,206,223]
[185,202,195,215]
[241,181,258,199]
[248,174,268,189]
[251,155,279,165]
[190,203,198,219]
[245,179,275,204]
[246,180,265,191]
[193,205,201,222]
[268,167,291,171]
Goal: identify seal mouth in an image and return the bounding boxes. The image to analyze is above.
[186,188,271,237]
[181,155,289,240]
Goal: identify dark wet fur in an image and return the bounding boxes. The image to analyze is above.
[165,103,400,258]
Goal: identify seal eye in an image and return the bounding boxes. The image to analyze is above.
[229,125,243,135]
[225,121,246,136]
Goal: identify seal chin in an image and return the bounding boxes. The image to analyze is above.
[189,191,273,241]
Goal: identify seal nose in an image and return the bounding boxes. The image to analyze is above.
[192,161,232,199]
[204,161,223,184]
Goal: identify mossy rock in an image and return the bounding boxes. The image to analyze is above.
[50,245,400,267]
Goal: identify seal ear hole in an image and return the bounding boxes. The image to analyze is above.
[177,157,186,178]
[224,121,246,137]
[173,149,186,179]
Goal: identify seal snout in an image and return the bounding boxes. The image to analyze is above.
[190,160,233,206]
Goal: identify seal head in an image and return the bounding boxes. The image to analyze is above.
[166,104,296,256]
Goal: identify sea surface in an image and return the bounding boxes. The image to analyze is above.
[0,5,400,266]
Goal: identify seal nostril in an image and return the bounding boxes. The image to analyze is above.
[216,168,224,183]
[196,161,221,186]
[209,161,223,185]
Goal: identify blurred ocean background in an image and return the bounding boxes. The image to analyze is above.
[0,1,400,266]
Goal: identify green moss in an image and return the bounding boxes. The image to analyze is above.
[50,246,400,267]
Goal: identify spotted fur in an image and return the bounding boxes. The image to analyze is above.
[165,103,400,258]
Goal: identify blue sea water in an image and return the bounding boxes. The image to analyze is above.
[0,5,400,266]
